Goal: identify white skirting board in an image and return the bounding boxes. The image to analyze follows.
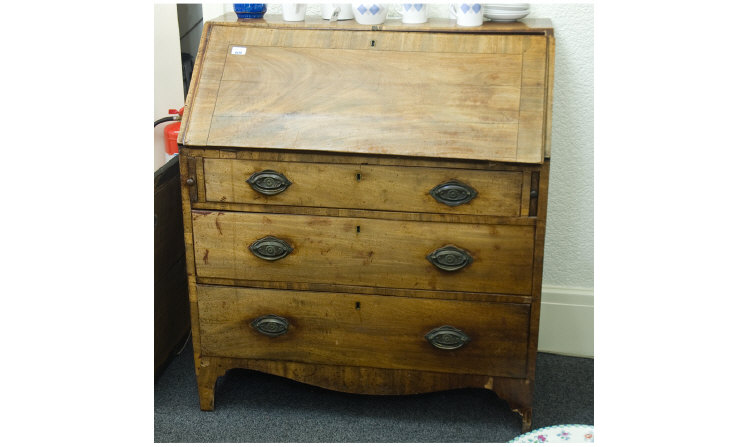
[538,286,594,358]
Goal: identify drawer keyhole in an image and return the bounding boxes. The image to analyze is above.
[355,302,361,309]
[356,173,362,181]
[356,225,361,233]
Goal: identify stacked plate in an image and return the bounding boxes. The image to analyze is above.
[484,3,530,22]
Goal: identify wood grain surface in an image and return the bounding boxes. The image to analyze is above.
[177,17,555,432]
[197,277,533,304]
[196,285,530,377]
[203,158,524,216]
[191,211,535,295]
[180,25,551,163]
[195,354,533,425]
[185,146,537,171]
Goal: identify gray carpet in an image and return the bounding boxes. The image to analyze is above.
[154,340,593,443]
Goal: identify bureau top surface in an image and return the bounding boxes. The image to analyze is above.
[207,13,553,34]
[179,15,554,163]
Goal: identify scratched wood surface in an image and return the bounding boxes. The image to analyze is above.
[196,284,530,377]
[192,211,535,295]
[180,23,551,163]
[203,158,524,216]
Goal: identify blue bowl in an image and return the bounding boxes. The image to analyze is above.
[234,4,267,19]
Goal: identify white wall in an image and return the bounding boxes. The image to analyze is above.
[202,3,234,22]
[525,4,594,357]
[526,4,594,291]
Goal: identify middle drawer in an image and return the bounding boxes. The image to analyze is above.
[192,211,535,295]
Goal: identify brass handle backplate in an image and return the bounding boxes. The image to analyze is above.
[425,325,471,350]
[427,245,473,272]
[251,315,289,337]
[429,180,477,206]
[249,236,293,261]
[246,170,292,195]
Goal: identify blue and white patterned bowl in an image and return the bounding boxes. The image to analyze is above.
[352,3,388,25]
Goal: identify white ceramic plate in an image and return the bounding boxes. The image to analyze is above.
[485,5,530,12]
[484,10,530,21]
[509,424,594,443]
[485,3,530,8]
[484,10,529,15]
[484,7,530,11]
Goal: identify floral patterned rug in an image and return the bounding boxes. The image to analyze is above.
[509,424,594,443]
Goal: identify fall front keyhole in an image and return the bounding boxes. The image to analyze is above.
[355,302,361,309]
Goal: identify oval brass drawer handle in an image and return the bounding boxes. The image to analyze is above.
[250,236,293,261]
[427,245,473,272]
[246,170,292,195]
[425,325,471,350]
[429,180,477,206]
[251,315,289,337]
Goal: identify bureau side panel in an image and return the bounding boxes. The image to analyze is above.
[526,159,551,380]
[197,285,530,378]
[178,150,203,375]
[178,23,212,145]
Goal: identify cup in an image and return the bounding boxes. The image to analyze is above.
[449,3,484,27]
[321,4,354,21]
[352,3,388,25]
[282,3,307,21]
[399,3,427,24]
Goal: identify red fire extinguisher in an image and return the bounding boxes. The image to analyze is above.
[154,107,184,161]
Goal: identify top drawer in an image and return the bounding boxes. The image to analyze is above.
[180,26,553,163]
[203,158,524,217]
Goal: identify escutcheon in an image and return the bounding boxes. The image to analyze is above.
[426,245,473,272]
[251,315,289,337]
[250,236,293,261]
[429,180,478,206]
[246,170,292,195]
[425,325,471,350]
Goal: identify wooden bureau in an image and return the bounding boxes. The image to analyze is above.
[177,14,554,433]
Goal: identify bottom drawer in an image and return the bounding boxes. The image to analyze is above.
[197,285,530,378]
